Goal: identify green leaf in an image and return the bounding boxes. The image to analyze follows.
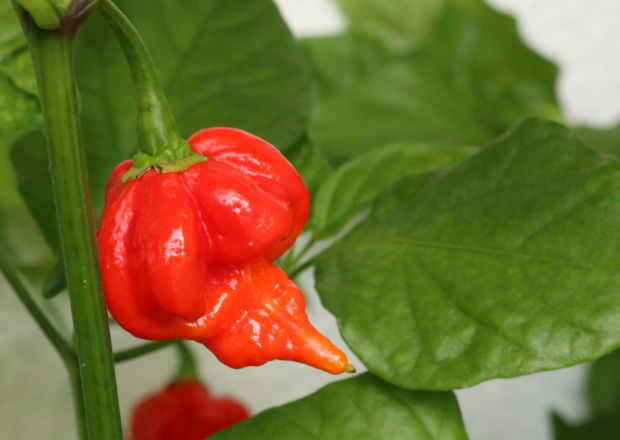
[75,0,311,212]
[553,413,620,440]
[315,118,620,390]
[9,129,59,254]
[588,348,620,416]
[334,0,445,52]
[311,141,476,239]
[289,139,333,197]
[574,122,620,158]
[211,374,468,440]
[305,0,560,164]
[41,259,66,298]
[0,2,26,54]
[0,3,40,209]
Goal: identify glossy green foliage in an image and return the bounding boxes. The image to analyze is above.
[211,374,468,440]
[315,118,620,389]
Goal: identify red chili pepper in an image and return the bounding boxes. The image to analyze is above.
[131,379,249,440]
[98,127,352,374]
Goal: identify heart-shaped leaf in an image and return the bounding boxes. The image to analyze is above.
[315,118,620,389]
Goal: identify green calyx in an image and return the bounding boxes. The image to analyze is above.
[122,140,208,182]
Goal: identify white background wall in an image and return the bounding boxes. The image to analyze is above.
[2,1,620,439]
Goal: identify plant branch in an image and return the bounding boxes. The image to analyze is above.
[0,250,88,439]
[0,251,74,366]
[114,340,175,363]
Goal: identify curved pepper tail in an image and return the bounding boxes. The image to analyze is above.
[196,259,353,374]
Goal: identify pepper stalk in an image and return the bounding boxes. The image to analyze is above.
[98,0,207,181]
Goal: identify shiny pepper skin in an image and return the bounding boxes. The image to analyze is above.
[131,380,249,440]
[98,127,351,374]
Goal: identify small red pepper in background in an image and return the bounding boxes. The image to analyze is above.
[98,127,353,374]
[131,379,249,440]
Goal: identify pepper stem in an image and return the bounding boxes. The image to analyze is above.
[173,341,200,383]
[97,0,206,181]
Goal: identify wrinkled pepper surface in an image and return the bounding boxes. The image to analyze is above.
[98,127,352,374]
[131,379,249,440]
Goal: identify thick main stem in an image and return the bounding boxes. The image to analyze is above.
[17,9,123,440]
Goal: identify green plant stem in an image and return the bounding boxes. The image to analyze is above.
[16,7,123,439]
[173,341,199,382]
[98,0,206,180]
[287,258,315,280]
[0,252,74,363]
[114,340,175,363]
[0,251,87,440]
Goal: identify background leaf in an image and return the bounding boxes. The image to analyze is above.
[0,3,40,208]
[334,0,444,52]
[552,413,620,440]
[588,348,620,416]
[288,139,333,197]
[304,0,560,164]
[10,129,59,254]
[315,118,620,390]
[211,374,468,440]
[310,141,477,239]
[575,122,620,158]
[75,0,311,213]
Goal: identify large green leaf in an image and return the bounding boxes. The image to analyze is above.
[305,0,560,164]
[310,141,476,239]
[211,374,468,440]
[76,0,311,212]
[315,118,620,390]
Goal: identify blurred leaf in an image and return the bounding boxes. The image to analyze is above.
[76,0,311,212]
[0,63,39,209]
[553,413,620,440]
[315,118,620,390]
[335,0,445,52]
[0,2,26,54]
[305,0,560,164]
[574,123,620,158]
[0,3,40,209]
[10,129,59,254]
[211,374,468,440]
[289,139,333,197]
[311,141,476,239]
[41,260,66,299]
[588,348,620,416]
